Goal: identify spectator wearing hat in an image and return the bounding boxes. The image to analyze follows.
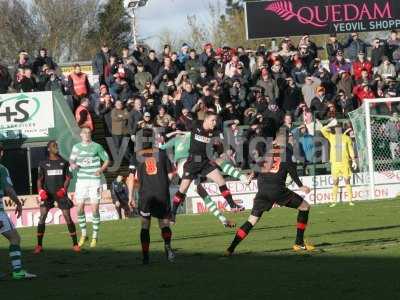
[343,33,369,62]
[144,50,161,78]
[256,68,279,103]
[326,33,344,62]
[111,99,129,149]
[15,50,32,71]
[178,43,190,65]
[32,48,57,76]
[352,51,373,81]
[329,51,352,75]
[92,43,112,85]
[134,63,152,92]
[376,56,396,80]
[310,86,330,120]
[301,76,321,107]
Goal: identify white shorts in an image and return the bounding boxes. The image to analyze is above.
[177,158,187,179]
[0,211,14,234]
[75,180,102,204]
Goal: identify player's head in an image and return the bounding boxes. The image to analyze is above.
[203,111,218,130]
[47,140,59,156]
[116,175,123,183]
[138,127,154,150]
[80,128,92,143]
[0,143,3,159]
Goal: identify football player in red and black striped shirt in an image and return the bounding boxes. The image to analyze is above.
[34,141,80,254]
[226,128,315,255]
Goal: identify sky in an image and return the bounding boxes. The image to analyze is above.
[136,0,226,49]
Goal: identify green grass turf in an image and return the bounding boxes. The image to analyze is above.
[1,199,400,300]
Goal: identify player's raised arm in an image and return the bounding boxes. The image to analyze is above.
[320,118,337,140]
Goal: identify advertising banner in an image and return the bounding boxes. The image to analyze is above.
[188,170,400,214]
[0,92,55,140]
[245,0,400,39]
[3,190,119,228]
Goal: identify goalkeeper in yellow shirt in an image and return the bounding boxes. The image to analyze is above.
[321,119,357,207]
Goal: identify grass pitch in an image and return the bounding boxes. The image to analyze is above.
[1,199,399,300]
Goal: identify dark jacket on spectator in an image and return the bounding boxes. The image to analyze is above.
[0,65,12,94]
[92,51,109,76]
[310,96,329,120]
[370,45,387,67]
[326,41,344,61]
[32,55,57,75]
[343,36,368,61]
[144,57,161,78]
[181,90,199,111]
[280,85,303,112]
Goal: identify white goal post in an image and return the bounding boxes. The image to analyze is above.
[350,97,400,200]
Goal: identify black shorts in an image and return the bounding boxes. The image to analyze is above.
[251,188,304,218]
[40,194,74,210]
[138,192,171,219]
[182,156,218,180]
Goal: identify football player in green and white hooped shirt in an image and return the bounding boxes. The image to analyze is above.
[0,143,36,280]
[69,128,110,248]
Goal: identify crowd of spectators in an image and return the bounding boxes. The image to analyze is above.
[1,31,400,171]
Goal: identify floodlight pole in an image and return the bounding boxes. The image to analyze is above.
[131,8,138,49]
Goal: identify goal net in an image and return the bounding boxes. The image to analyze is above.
[349,97,400,200]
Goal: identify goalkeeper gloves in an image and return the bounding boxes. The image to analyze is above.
[56,187,67,199]
[38,189,48,201]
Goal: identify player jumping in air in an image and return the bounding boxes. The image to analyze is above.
[34,141,80,254]
[171,112,244,223]
[321,119,357,207]
[159,130,249,227]
[128,128,175,265]
[69,128,110,248]
[226,128,314,255]
[0,143,36,279]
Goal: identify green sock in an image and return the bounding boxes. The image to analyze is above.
[203,195,227,225]
[77,213,87,237]
[9,244,22,272]
[220,160,243,180]
[92,213,100,240]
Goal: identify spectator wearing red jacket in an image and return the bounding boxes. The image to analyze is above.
[352,51,373,80]
[355,82,375,106]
